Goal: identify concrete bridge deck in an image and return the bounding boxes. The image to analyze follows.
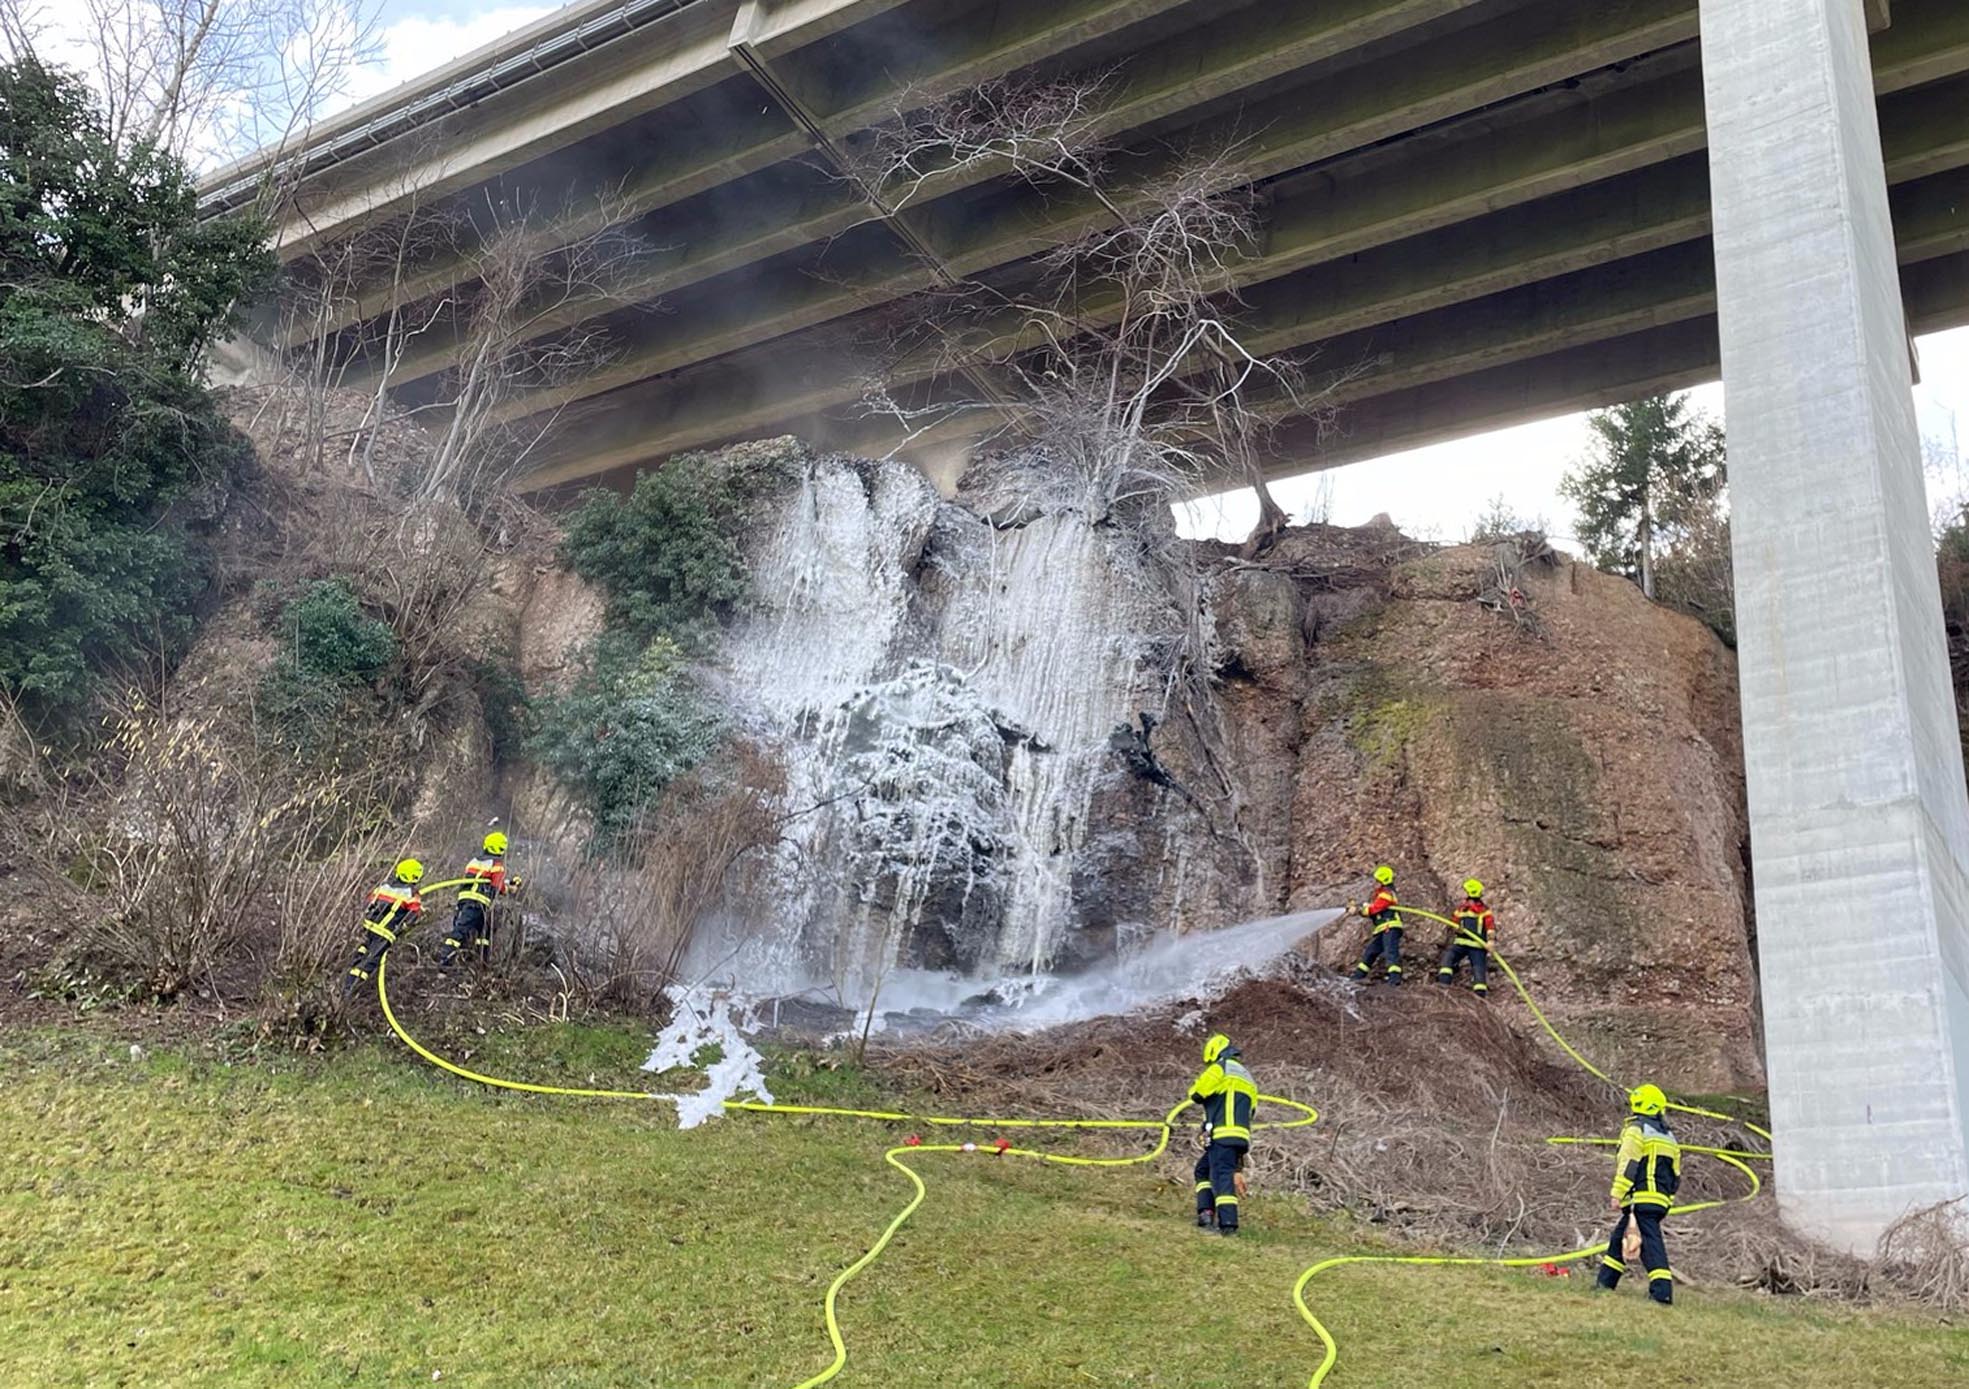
[211,0,1969,492]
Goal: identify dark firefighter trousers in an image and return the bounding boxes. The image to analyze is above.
[1354,927,1403,983]
[440,901,490,966]
[1194,1138,1248,1230]
[1598,1205,1673,1304]
[1437,941,1489,992]
[345,927,396,995]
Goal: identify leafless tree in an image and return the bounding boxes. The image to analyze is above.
[415,192,652,505]
[0,0,382,164]
[847,76,1353,885]
[841,71,1117,219]
[266,182,654,506]
[849,75,1330,550]
[266,187,457,483]
[1652,498,1736,646]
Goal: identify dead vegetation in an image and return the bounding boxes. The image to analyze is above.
[0,376,778,1038]
[540,744,785,1012]
[1477,532,1560,636]
[852,74,1339,545]
[0,382,560,1034]
[267,175,656,504]
[1,685,402,1025]
[867,974,1968,1312]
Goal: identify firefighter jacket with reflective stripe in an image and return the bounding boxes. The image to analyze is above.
[363,883,422,939]
[1611,1115,1681,1209]
[456,855,510,906]
[1365,887,1401,933]
[1190,1053,1258,1144]
[1453,898,1495,945]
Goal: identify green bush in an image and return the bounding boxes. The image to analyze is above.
[271,575,397,681]
[274,580,397,685]
[258,580,397,737]
[558,452,756,649]
[545,443,800,845]
[0,59,272,728]
[529,635,725,847]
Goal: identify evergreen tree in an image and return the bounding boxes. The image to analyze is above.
[1560,394,1725,599]
[0,59,272,725]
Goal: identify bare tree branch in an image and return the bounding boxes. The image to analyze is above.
[267,176,657,509]
[848,78,1333,539]
[1,0,382,166]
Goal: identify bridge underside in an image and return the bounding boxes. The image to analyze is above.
[217,0,1969,494]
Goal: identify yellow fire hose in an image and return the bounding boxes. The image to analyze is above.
[376,953,661,1099]
[723,1095,1319,1388]
[1290,905,1774,1386]
[371,896,1772,1388]
[373,952,1315,1384]
[1400,906,1773,1144]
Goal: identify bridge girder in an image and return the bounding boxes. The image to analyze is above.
[210,0,1969,493]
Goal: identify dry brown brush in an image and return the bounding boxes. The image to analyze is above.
[10,688,396,1009]
[261,826,401,1034]
[867,975,1968,1310]
[1874,1198,1969,1310]
[549,744,784,1012]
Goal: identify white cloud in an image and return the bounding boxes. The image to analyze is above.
[336,7,553,112]
[2,0,551,167]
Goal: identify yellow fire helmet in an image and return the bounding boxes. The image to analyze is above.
[1203,1033,1232,1065]
[1463,878,1485,898]
[483,830,509,855]
[1373,864,1395,885]
[1629,1083,1668,1117]
[394,858,425,885]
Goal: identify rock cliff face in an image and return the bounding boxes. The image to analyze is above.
[1192,531,1757,1090]
[676,442,1756,1087]
[693,444,1188,997]
[185,410,1752,1085]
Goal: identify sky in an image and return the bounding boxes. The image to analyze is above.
[1179,326,1969,548]
[338,1,554,109]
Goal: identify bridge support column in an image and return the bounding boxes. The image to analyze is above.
[1701,0,1969,1253]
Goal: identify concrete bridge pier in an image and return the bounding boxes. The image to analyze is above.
[1703,0,1969,1253]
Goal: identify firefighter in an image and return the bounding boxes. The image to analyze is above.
[438,830,523,967]
[1437,878,1495,995]
[1350,864,1404,985]
[1596,1083,1681,1305]
[344,859,425,996]
[1188,1032,1258,1236]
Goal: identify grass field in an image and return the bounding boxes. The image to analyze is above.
[1,1020,1962,1388]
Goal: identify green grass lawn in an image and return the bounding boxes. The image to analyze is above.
[1,1022,1961,1388]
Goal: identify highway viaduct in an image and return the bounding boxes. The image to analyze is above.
[206,0,1969,1255]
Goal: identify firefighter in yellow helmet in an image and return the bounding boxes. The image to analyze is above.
[438,829,523,967]
[1437,878,1495,996]
[344,859,425,996]
[1187,1033,1258,1235]
[1596,1083,1681,1305]
[1350,864,1404,986]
